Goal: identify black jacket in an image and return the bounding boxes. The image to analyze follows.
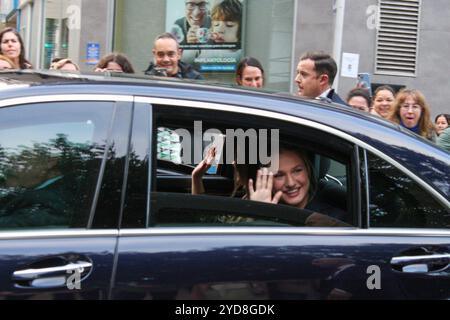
[144,61,204,80]
[326,89,348,106]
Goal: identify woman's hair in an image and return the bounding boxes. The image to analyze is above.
[435,113,450,125]
[211,0,242,41]
[0,54,16,68]
[373,85,396,101]
[346,87,371,108]
[231,163,259,198]
[235,56,264,83]
[388,88,435,139]
[0,27,31,69]
[50,58,80,71]
[95,53,135,74]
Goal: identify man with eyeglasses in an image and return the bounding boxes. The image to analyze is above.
[144,33,203,80]
[171,0,211,45]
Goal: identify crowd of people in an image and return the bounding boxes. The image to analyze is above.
[0,25,449,151]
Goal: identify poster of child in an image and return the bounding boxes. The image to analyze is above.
[166,0,244,72]
[209,0,242,45]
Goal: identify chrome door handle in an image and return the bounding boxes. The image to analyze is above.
[391,254,450,273]
[391,254,450,265]
[13,261,92,281]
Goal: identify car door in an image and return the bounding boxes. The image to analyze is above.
[112,99,449,300]
[0,97,133,299]
[355,148,450,299]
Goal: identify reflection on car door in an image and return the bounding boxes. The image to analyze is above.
[0,232,118,299]
[0,99,133,299]
[113,226,445,299]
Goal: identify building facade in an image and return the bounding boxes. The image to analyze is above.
[1,0,448,116]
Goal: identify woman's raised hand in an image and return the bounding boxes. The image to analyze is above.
[248,167,282,204]
[192,147,216,179]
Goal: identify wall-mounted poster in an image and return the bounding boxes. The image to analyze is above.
[166,0,244,73]
[86,43,100,66]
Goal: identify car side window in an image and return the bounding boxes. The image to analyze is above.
[148,105,356,228]
[367,152,449,228]
[0,102,114,230]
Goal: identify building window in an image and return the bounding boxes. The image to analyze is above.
[375,0,421,76]
[113,0,295,90]
[42,1,80,69]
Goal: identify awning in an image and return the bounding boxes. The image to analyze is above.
[5,8,19,22]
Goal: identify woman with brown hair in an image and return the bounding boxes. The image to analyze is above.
[0,27,32,69]
[50,58,80,72]
[388,88,436,141]
[94,53,135,74]
[235,57,265,88]
[434,113,450,136]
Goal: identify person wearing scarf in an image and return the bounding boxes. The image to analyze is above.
[388,89,436,142]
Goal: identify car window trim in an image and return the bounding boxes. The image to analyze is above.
[0,229,119,240]
[0,95,134,108]
[352,145,362,228]
[361,148,371,228]
[135,96,450,210]
[117,102,135,228]
[119,227,450,237]
[147,102,153,228]
[87,104,118,229]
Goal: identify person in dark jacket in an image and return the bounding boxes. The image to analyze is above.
[144,33,203,80]
[295,51,347,106]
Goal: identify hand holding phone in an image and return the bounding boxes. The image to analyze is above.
[357,73,372,96]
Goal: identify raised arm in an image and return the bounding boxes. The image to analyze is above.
[191,147,216,195]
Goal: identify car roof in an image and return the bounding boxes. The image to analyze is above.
[0,69,424,136]
[0,69,389,118]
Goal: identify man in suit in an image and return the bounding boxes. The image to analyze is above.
[295,51,347,106]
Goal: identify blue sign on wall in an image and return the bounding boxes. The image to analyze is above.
[86,43,100,65]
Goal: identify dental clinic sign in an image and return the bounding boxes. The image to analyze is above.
[166,0,246,73]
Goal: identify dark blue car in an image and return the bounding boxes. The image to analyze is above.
[0,71,449,300]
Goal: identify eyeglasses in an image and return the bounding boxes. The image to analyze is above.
[400,104,421,111]
[186,2,208,11]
